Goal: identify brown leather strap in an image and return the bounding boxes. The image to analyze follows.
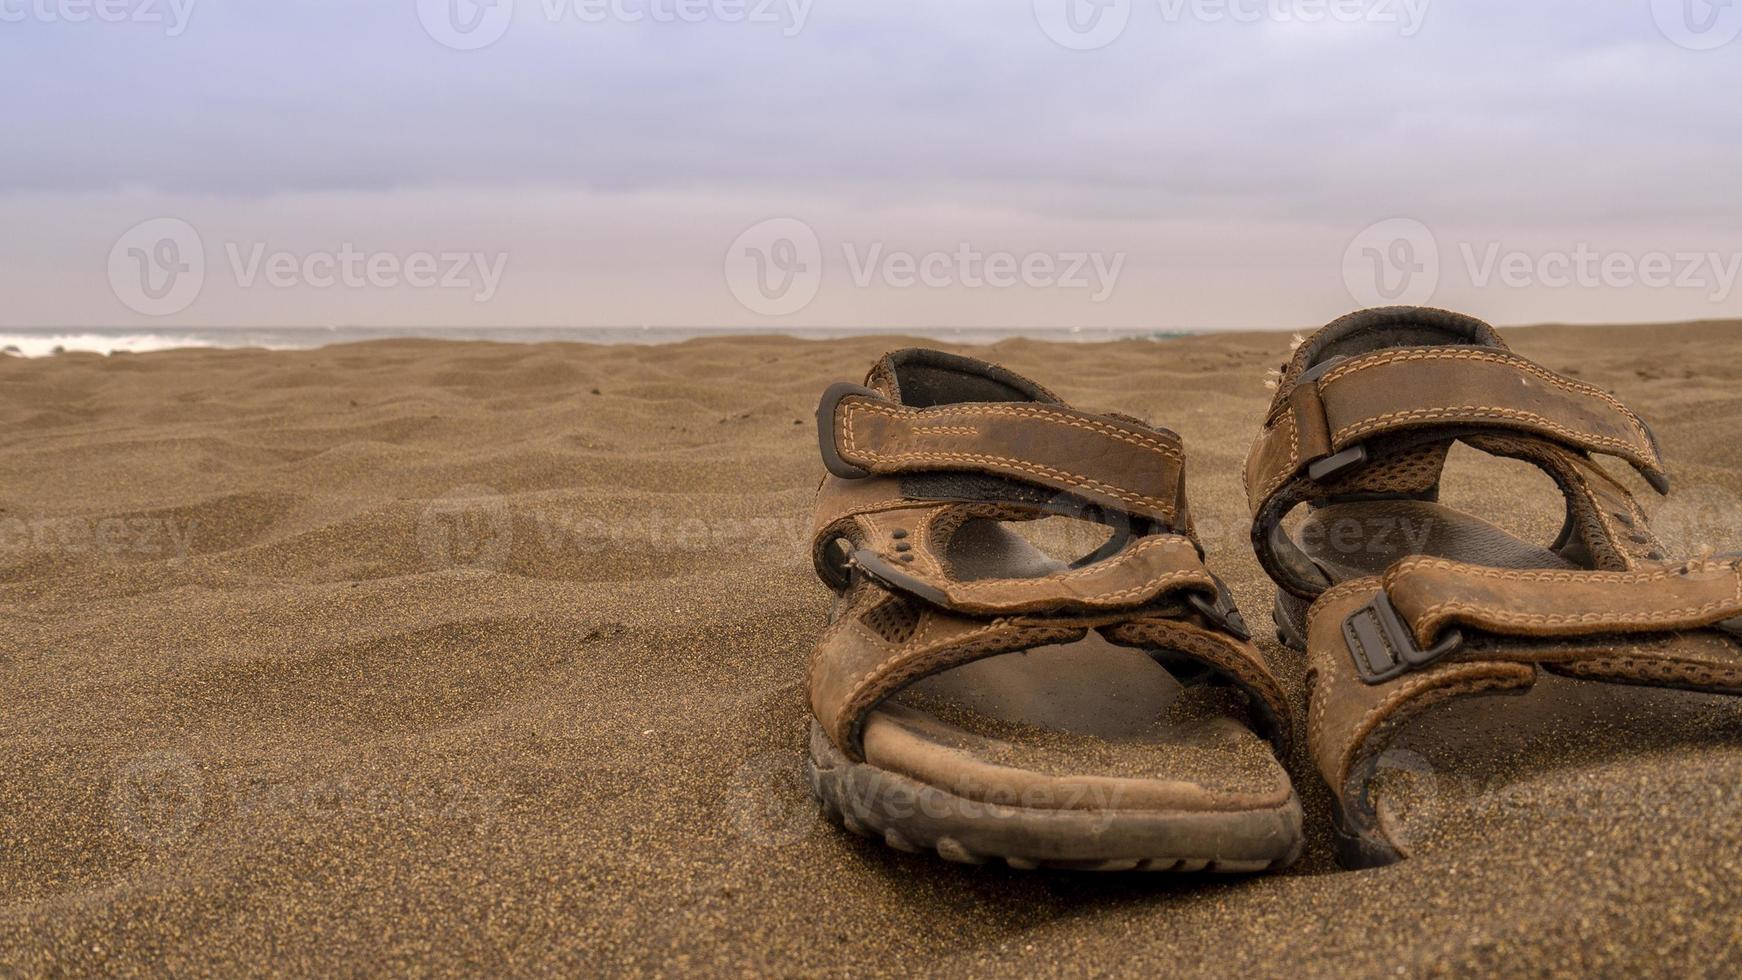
[1101,617,1294,754]
[850,533,1218,617]
[1303,576,1742,863]
[1245,315,1671,599]
[1384,556,1742,648]
[1247,346,1667,516]
[809,348,1278,764]
[825,388,1187,528]
[1461,432,1664,571]
[1334,557,1742,685]
[810,601,1091,761]
[812,600,1290,762]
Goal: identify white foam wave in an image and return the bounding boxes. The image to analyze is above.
[0,333,277,358]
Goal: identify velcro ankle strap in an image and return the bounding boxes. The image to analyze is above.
[1248,347,1668,514]
[820,383,1188,529]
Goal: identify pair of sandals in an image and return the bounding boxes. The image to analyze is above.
[803,306,1742,872]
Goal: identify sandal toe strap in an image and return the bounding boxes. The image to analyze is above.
[811,596,1294,763]
[1330,556,1742,685]
[849,532,1221,618]
[1304,562,1742,863]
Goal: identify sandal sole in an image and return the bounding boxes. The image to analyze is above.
[806,722,1303,872]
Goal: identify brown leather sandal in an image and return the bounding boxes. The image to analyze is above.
[804,349,1302,872]
[1247,306,1742,867]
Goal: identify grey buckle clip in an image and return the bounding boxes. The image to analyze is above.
[1342,592,1464,684]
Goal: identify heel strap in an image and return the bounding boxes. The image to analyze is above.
[1244,308,1670,598]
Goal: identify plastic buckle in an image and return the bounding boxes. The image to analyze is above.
[1187,573,1251,642]
[1342,592,1464,684]
[1715,615,1742,643]
[1295,357,1368,482]
[1307,444,1369,481]
[816,382,883,479]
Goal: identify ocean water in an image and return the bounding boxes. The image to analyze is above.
[0,327,1184,358]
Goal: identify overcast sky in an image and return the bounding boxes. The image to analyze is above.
[3,0,1740,331]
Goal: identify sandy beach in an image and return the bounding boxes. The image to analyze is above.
[3,324,1741,976]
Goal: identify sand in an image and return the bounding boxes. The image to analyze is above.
[2,324,1740,976]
